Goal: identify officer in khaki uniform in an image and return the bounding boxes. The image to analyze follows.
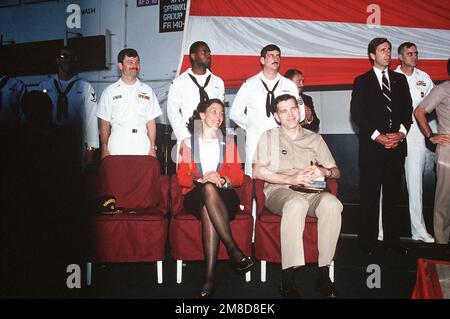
[414,60,450,251]
[254,94,342,299]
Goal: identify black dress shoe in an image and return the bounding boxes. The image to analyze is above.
[231,256,254,274]
[316,267,339,298]
[317,280,339,298]
[280,282,301,298]
[384,243,409,255]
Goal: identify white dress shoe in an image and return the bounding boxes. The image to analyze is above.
[412,232,435,243]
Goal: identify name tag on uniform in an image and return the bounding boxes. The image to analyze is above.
[416,81,426,87]
[138,93,150,100]
[113,95,122,100]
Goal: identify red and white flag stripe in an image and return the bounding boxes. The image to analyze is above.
[179,0,450,88]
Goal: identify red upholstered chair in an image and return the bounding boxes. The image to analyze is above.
[254,179,339,282]
[169,175,254,283]
[88,155,169,284]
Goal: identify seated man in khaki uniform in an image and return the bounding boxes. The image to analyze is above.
[253,94,343,299]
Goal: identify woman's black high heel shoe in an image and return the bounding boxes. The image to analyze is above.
[196,284,215,299]
[231,256,254,274]
[197,290,214,299]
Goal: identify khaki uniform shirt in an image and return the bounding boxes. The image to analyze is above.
[254,126,336,197]
[422,81,450,135]
[421,81,450,164]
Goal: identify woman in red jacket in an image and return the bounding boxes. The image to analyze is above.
[178,98,254,298]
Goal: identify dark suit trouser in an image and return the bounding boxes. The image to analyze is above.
[359,149,405,249]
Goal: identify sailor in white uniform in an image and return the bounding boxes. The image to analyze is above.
[97,48,162,158]
[230,44,303,176]
[395,42,435,242]
[38,47,99,164]
[167,41,224,159]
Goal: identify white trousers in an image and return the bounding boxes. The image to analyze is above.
[404,121,430,237]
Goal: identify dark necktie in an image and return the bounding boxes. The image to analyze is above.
[260,79,280,117]
[381,71,393,129]
[53,79,78,122]
[188,73,211,103]
[0,76,10,112]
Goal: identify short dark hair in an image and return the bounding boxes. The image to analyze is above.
[260,44,281,58]
[398,42,417,55]
[189,41,209,65]
[272,94,297,113]
[367,38,391,64]
[284,69,303,80]
[117,48,139,64]
[187,98,226,136]
[189,41,208,54]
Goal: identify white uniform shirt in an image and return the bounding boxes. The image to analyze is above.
[0,76,27,126]
[230,71,301,175]
[97,78,162,155]
[395,66,436,136]
[167,68,224,142]
[395,66,434,110]
[39,75,99,148]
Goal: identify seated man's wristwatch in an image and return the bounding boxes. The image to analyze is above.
[149,145,158,150]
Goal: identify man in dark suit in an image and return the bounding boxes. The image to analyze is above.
[350,38,413,255]
[285,69,320,132]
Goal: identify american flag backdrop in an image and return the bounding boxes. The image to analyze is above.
[178,0,450,88]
